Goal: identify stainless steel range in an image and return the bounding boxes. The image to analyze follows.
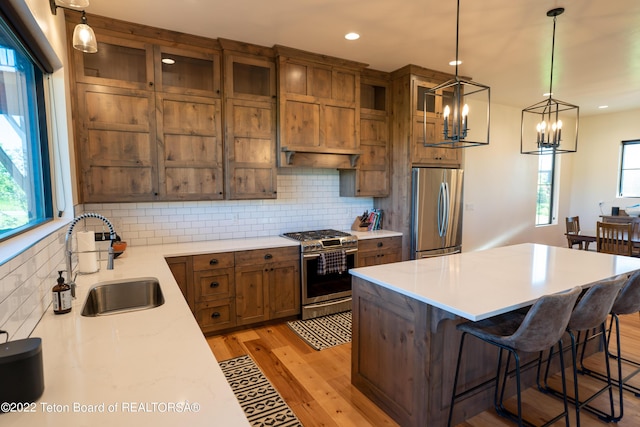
[283,229,358,320]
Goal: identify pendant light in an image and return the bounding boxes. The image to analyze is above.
[424,0,491,149]
[521,8,578,155]
[50,0,98,54]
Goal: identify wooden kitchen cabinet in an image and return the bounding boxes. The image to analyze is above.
[412,79,460,166]
[66,15,223,202]
[376,65,459,260]
[192,252,236,333]
[275,45,366,169]
[165,256,193,312]
[222,44,278,199]
[357,236,402,267]
[234,246,300,326]
[340,69,390,197]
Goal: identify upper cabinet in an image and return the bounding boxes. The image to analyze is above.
[275,46,367,169]
[339,69,391,197]
[67,15,223,202]
[221,40,278,200]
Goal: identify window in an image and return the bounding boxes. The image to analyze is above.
[0,15,52,241]
[536,151,557,225]
[619,140,640,197]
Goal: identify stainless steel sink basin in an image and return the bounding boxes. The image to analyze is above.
[81,278,164,317]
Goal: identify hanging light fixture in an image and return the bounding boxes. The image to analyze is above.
[521,7,578,155]
[424,0,491,149]
[50,0,98,54]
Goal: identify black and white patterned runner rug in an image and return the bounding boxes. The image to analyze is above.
[219,354,302,427]
[286,311,352,351]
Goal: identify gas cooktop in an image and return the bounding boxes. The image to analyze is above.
[282,229,357,253]
[282,229,351,242]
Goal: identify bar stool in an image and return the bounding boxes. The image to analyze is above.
[447,287,581,427]
[579,269,640,421]
[539,277,625,426]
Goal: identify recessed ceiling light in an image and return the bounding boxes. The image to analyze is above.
[598,105,609,109]
[345,32,360,41]
[162,58,176,65]
[449,60,462,66]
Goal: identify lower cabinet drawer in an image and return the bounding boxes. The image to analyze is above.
[194,268,234,302]
[195,299,236,332]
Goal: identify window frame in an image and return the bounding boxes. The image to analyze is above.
[0,11,54,242]
[618,140,640,198]
[535,150,557,226]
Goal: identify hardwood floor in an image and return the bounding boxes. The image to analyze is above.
[208,314,640,427]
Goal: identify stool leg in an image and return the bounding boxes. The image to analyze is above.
[448,331,468,427]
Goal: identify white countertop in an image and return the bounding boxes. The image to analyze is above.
[4,231,399,426]
[350,243,640,321]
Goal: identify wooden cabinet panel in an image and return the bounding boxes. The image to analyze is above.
[225,98,277,199]
[166,256,193,312]
[269,260,300,319]
[193,252,235,271]
[76,84,158,202]
[357,236,402,267]
[195,299,236,333]
[235,265,269,326]
[412,117,460,165]
[276,48,364,168]
[194,267,234,302]
[235,246,299,266]
[155,45,221,97]
[156,93,223,200]
[72,33,153,90]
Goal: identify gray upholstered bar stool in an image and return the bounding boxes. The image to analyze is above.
[579,270,640,421]
[539,277,625,426]
[447,287,581,427]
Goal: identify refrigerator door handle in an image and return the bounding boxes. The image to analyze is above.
[438,182,447,237]
[443,181,450,237]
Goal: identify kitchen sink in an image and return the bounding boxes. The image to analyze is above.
[81,278,164,317]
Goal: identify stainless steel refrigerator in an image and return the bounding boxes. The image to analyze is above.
[411,167,464,259]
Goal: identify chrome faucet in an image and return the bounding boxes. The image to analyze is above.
[65,213,117,297]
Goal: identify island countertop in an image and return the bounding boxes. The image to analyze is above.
[350,242,640,321]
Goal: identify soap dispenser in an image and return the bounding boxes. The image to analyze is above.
[52,270,72,314]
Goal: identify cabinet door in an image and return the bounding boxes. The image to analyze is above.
[225,98,277,199]
[357,113,389,196]
[76,84,158,202]
[71,33,153,90]
[224,53,275,101]
[165,256,193,312]
[235,265,269,326]
[154,45,220,97]
[194,267,234,302]
[269,260,300,319]
[156,93,224,200]
[195,298,236,333]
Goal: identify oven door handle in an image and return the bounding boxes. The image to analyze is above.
[303,248,358,259]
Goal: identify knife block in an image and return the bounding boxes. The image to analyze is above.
[351,217,369,231]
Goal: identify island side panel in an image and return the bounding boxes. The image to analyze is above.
[351,276,430,426]
[351,276,531,426]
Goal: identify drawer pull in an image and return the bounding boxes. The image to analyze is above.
[377,242,383,247]
[209,259,219,265]
[211,312,221,319]
[210,281,220,288]
[264,253,273,260]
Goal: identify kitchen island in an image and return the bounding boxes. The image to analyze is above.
[349,243,640,427]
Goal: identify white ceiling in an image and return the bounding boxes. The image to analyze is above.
[84,0,640,116]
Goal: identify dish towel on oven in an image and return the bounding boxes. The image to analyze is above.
[317,250,347,275]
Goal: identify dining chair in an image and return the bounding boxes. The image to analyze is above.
[447,287,581,427]
[566,216,583,249]
[597,221,633,256]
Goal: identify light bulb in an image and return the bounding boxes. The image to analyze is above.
[557,120,563,129]
[443,105,450,118]
[462,104,469,117]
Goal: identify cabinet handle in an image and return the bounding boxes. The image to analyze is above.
[209,259,219,265]
[264,253,273,260]
[149,82,154,87]
[377,242,383,247]
[210,281,219,288]
[211,312,221,319]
